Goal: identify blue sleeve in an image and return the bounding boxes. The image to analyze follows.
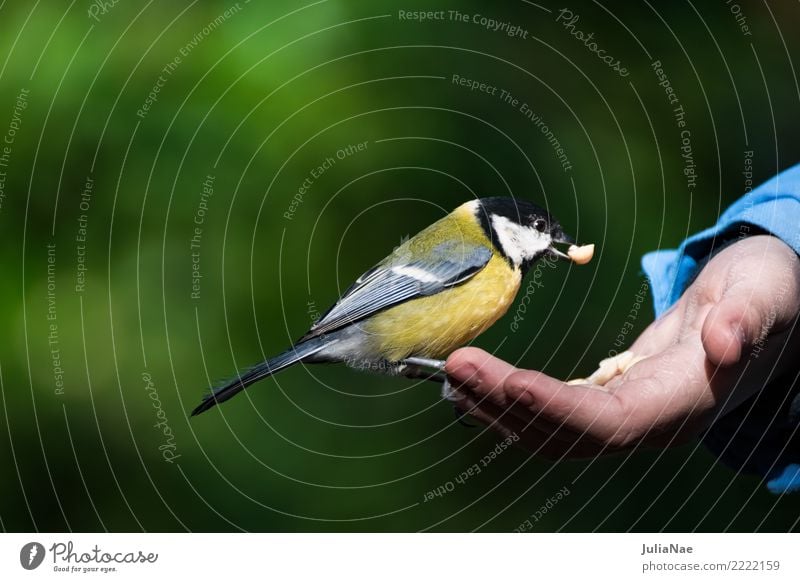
[641,162,800,494]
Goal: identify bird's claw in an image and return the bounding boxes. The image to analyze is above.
[399,357,464,402]
[453,405,476,427]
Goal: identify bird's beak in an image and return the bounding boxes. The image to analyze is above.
[549,231,576,261]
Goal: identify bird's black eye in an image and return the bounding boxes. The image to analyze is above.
[533,218,547,232]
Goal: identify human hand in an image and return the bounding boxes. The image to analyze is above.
[445,235,800,458]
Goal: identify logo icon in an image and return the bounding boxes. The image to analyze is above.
[20,542,45,570]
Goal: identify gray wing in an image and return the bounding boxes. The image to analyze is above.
[301,241,492,340]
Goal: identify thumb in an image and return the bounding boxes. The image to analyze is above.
[701,235,800,367]
[701,293,765,367]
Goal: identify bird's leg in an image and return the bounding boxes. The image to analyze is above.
[399,357,463,402]
[398,358,472,426]
[441,379,462,402]
[402,357,446,370]
[398,364,447,383]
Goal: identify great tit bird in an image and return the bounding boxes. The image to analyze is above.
[191,197,585,417]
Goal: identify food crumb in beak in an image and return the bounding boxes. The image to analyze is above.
[567,243,595,265]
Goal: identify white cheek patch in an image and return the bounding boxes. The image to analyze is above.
[490,215,551,266]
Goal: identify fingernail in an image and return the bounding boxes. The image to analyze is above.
[446,362,477,386]
[506,384,534,407]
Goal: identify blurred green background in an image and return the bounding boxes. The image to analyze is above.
[1,0,798,532]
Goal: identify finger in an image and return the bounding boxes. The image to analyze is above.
[448,350,627,443]
[506,401,605,445]
[446,348,518,407]
[701,294,761,367]
[457,382,601,446]
[450,360,596,444]
[454,393,528,440]
[502,370,625,441]
[455,394,604,459]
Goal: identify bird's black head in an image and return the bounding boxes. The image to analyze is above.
[474,197,575,273]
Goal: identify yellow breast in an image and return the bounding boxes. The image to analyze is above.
[362,254,521,361]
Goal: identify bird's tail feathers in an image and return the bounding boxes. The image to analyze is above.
[191,340,328,417]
